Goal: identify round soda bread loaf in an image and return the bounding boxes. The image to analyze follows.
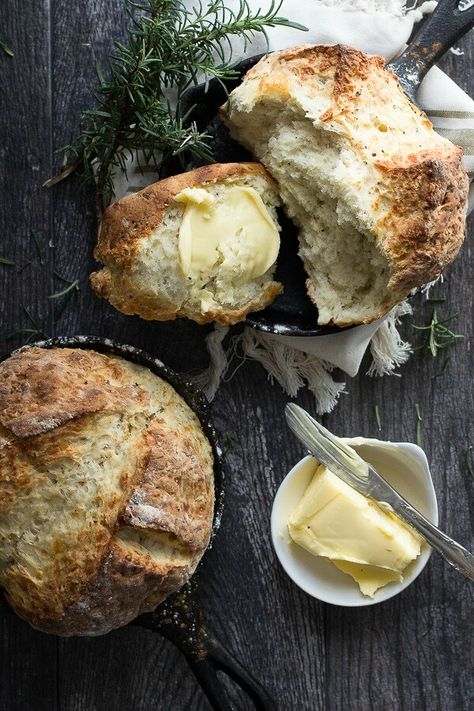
[91,162,282,325]
[221,44,469,326]
[0,347,214,636]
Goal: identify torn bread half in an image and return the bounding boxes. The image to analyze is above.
[221,44,469,326]
[91,163,282,325]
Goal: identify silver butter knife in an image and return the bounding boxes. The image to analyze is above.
[285,403,474,582]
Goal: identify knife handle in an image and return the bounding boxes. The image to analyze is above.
[392,494,474,582]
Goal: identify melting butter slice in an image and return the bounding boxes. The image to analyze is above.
[176,186,279,281]
[288,464,421,597]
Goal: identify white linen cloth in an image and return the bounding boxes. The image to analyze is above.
[110,0,474,413]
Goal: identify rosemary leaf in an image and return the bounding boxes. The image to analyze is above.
[0,41,14,57]
[0,256,15,266]
[415,403,423,447]
[29,230,45,265]
[53,285,81,323]
[16,261,32,274]
[49,279,80,300]
[431,356,450,379]
[223,431,234,456]
[419,624,433,639]
[374,405,382,432]
[22,306,42,330]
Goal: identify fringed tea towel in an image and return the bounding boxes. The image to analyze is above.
[111,0,474,414]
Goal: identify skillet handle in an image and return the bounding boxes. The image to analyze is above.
[183,635,275,711]
[389,0,474,99]
[137,607,274,711]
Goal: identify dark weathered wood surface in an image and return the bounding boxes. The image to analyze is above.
[0,2,473,709]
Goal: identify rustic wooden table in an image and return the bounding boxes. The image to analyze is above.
[1,2,473,710]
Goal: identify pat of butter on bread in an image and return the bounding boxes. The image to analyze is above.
[288,464,422,597]
[176,185,280,283]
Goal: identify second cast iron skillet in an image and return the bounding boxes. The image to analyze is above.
[168,0,474,338]
[0,336,273,711]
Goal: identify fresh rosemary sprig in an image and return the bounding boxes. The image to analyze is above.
[413,307,464,358]
[45,0,306,213]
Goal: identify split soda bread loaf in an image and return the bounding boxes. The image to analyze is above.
[0,346,214,635]
[221,44,469,326]
[91,163,282,325]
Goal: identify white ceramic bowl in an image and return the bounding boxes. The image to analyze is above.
[271,438,439,607]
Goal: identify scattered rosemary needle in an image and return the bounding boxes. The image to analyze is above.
[374,405,382,432]
[49,279,80,300]
[29,229,45,265]
[0,256,15,266]
[46,0,307,213]
[22,305,42,331]
[0,41,14,57]
[415,404,423,447]
[223,431,234,455]
[413,307,463,358]
[465,446,473,478]
[419,624,433,639]
[16,261,32,274]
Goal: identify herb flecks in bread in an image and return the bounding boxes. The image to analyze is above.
[0,347,214,636]
[222,44,469,326]
[91,163,282,325]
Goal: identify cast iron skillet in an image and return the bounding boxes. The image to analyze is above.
[0,336,273,711]
[167,0,474,338]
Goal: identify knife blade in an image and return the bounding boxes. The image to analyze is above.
[285,402,474,582]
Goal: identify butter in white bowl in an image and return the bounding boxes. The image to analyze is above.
[271,438,438,607]
[287,463,422,598]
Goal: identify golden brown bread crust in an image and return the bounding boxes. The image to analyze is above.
[376,151,467,297]
[35,537,191,635]
[221,44,469,326]
[0,347,214,635]
[0,347,147,438]
[91,162,282,325]
[95,162,274,268]
[91,268,282,325]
